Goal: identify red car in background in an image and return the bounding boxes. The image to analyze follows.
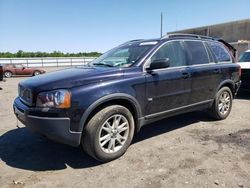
[3,64,46,78]
[0,64,3,81]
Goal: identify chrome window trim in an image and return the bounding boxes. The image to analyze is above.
[143,39,223,72]
[143,39,219,72]
[203,41,215,63]
[145,62,217,73]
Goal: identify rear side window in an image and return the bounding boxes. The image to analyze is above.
[208,42,231,63]
[151,41,186,67]
[184,41,209,65]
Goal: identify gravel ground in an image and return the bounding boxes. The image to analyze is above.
[0,69,250,188]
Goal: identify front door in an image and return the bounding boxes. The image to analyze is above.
[145,41,191,118]
[14,64,24,75]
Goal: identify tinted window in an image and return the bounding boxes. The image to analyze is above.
[239,52,250,62]
[151,41,186,67]
[15,64,23,68]
[185,41,209,65]
[208,42,231,62]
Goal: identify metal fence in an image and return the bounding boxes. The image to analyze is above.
[0,57,97,67]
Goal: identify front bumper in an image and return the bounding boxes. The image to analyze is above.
[13,97,81,147]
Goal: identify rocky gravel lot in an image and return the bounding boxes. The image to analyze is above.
[0,70,250,188]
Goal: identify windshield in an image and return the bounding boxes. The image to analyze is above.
[90,43,155,68]
[239,52,250,62]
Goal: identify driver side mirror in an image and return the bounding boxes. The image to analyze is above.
[146,58,170,72]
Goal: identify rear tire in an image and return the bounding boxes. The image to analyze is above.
[4,71,12,78]
[208,87,233,120]
[33,71,41,76]
[82,105,135,162]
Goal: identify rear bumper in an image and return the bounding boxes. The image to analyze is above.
[13,97,81,147]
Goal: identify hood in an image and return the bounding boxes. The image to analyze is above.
[20,66,124,92]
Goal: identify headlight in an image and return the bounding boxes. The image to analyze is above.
[36,89,71,108]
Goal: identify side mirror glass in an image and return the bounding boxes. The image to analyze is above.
[146,58,170,71]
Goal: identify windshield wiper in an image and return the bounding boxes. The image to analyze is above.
[92,63,114,67]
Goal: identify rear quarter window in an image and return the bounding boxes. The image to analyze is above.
[208,42,232,63]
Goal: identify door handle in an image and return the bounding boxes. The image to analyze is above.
[182,72,190,79]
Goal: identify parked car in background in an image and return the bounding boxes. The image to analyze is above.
[237,50,250,90]
[0,64,3,90]
[3,64,46,78]
[0,64,3,81]
[14,34,241,162]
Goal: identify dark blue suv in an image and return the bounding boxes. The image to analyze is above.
[14,34,241,162]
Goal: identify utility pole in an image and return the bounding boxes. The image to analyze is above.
[160,12,163,38]
[161,12,163,37]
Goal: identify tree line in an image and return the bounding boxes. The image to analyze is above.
[0,50,102,58]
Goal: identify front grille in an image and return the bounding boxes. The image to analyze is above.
[18,84,33,106]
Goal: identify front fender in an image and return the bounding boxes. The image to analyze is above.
[78,93,142,133]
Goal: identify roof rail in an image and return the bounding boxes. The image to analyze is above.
[120,39,144,46]
[128,39,143,42]
[162,33,215,40]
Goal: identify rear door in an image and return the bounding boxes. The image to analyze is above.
[145,40,191,117]
[183,40,222,104]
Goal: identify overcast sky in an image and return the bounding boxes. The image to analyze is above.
[0,0,250,53]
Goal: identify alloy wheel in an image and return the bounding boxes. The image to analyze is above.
[4,72,12,78]
[98,114,129,154]
[218,91,231,115]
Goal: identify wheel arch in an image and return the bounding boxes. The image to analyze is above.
[79,93,142,134]
[216,80,235,96]
[33,70,41,75]
[4,70,13,77]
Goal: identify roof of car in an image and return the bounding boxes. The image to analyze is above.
[126,34,217,45]
[162,33,218,42]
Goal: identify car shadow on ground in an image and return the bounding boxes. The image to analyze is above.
[0,112,212,171]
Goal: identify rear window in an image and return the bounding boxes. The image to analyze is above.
[208,42,231,63]
[184,41,209,65]
[239,52,250,62]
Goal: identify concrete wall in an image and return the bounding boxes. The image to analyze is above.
[168,19,250,42]
[168,19,250,56]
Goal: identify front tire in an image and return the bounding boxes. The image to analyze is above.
[4,71,12,78]
[82,105,135,162]
[208,87,233,120]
